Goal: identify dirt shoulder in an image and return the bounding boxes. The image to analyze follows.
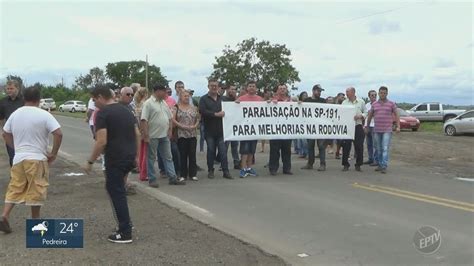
[0,152,286,265]
[391,131,473,178]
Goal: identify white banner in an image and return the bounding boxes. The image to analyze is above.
[222,102,356,141]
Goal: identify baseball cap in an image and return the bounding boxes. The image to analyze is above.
[312,84,324,91]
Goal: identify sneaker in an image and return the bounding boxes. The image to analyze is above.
[0,216,12,234]
[108,232,132,244]
[317,165,326,171]
[169,179,186,185]
[301,164,313,170]
[369,162,379,167]
[191,176,198,181]
[355,166,362,172]
[178,177,186,182]
[208,171,215,179]
[247,168,257,177]
[148,180,159,188]
[342,166,349,172]
[239,169,248,178]
[223,171,233,179]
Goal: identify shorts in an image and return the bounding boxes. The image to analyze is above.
[239,140,258,155]
[5,160,49,206]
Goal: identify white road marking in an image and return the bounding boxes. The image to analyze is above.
[455,177,474,182]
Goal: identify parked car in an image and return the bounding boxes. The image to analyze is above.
[443,110,474,136]
[406,102,465,122]
[39,98,56,111]
[395,108,420,131]
[58,100,87,113]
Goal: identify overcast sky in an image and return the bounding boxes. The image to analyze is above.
[1,0,472,105]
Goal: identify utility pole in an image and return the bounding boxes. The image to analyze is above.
[145,54,149,89]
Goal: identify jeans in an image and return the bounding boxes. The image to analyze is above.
[296,139,308,156]
[225,141,240,167]
[366,127,378,163]
[178,137,197,178]
[105,160,134,234]
[269,139,292,173]
[373,132,392,169]
[147,137,177,182]
[199,123,205,152]
[5,144,14,167]
[205,135,228,172]
[342,125,365,167]
[170,140,181,176]
[307,139,327,166]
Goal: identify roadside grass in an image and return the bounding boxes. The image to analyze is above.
[420,122,443,133]
[51,110,87,119]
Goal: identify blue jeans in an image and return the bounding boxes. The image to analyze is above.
[297,139,308,156]
[205,135,228,172]
[373,132,392,169]
[147,137,177,182]
[366,127,378,163]
[199,123,206,152]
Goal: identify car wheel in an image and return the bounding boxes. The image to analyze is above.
[445,125,456,136]
[71,108,76,113]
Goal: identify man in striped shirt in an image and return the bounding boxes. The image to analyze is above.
[365,86,400,174]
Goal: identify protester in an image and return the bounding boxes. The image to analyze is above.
[0,80,24,167]
[236,81,263,178]
[141,84,186,187]
[199,79,232,179]
[365,86,400,174]
[364,90,379,166]
[83,85,138,243]
[0,86,62,234]
[341,87,367,172]
[268,84,293,176]
[222,84,241,170]
[295,91,309,158]
[134,87,150,181]
[172,90,199,181]
[301,84,328,171]
[118,87,138,195]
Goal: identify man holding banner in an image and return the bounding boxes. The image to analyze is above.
[341,87,367,172]
[236,81,263,178]
[301,84,328,171]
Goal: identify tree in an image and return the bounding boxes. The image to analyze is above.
[105,61,168,88]
[73,67,106,91]
[209,38,300,90]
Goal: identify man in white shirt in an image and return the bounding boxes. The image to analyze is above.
[364,90,378,166]
[0,86,62,234]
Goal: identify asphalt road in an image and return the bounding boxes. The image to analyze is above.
[55,114,474,265]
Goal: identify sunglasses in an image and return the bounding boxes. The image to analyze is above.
[126,93,134,97]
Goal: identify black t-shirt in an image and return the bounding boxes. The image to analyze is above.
[0,96,24,121]
[95,103,137,166]
[199,94,224,137]
[304,97,326,103]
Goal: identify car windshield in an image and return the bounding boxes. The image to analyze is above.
[77,101,85,105]
[398,108,410,117]
[45,99,54,103]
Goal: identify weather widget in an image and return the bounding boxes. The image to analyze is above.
[26,219,83,248]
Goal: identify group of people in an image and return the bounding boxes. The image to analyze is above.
[0,77,400,244]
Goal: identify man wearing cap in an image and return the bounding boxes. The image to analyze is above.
[141,84,186,187]
[301,84,328,171]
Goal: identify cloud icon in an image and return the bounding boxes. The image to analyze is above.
[32,221,48,236]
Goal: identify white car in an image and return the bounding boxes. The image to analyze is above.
[39,98,56,111]
[59,100,87,113]
[443,110,474,136]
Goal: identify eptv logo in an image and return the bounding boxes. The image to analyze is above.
[413,226,441,254]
